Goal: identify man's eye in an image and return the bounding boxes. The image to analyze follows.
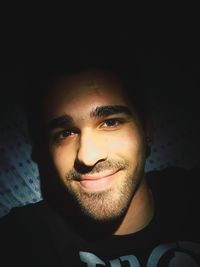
[101,119,122,128]
[55,130,75,140]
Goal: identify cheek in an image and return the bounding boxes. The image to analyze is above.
[106,130,143,159]
[51,146,75,177]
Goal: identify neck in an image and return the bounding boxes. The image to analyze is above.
[114,176,154,235]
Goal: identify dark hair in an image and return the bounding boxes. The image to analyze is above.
[23,49,150,153]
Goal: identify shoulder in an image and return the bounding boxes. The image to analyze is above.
[0,200,52,240]
[147,166,200,235]
[147,166,200,197]
[0,200,47,224]
[0,201,66,266]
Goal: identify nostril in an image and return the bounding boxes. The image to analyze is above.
[74,159,94,174]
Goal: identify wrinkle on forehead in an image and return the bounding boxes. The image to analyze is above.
[44,70,130,122]
[53,69,123,92]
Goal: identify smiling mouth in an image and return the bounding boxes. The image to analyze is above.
[78,169,121,191]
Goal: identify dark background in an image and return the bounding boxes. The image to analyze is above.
[1,20,199,114]
[1,23,200,145]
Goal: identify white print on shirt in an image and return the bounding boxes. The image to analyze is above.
[79,241,200,266]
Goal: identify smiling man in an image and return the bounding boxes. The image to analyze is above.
[1,54,200,267]
[41,69,153,236]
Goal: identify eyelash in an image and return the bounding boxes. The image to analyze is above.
[100,118,124,128]
[54,129,77,142]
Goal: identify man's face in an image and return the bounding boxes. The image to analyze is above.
[43,70,147,222]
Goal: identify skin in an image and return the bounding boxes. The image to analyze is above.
[41,70,154,235]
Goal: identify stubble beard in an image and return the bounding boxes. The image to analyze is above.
[62,159,145,223]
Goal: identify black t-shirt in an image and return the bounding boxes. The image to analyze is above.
[0,167,200,267]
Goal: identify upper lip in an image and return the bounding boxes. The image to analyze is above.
[80,169,120,180]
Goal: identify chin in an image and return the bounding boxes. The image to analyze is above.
[67,182,134,224]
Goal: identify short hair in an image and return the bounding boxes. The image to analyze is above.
[23,49,150,153]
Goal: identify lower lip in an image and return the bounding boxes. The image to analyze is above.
[79,171,119,191]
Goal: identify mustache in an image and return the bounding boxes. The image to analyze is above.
[65,160,128,181]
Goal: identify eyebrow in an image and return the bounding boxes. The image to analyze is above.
[90,105,132,118]
[47,105,132,131]
[47,115,74,131]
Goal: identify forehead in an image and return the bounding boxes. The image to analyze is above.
[44,70,131,121]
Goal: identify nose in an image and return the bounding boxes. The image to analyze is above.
[76,129,107,167]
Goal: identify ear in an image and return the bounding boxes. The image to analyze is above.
[143,117,154,158]
[143,117,154,146]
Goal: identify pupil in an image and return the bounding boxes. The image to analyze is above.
[107,119,116,126]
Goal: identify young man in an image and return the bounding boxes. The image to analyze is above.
[1,56,200,266]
